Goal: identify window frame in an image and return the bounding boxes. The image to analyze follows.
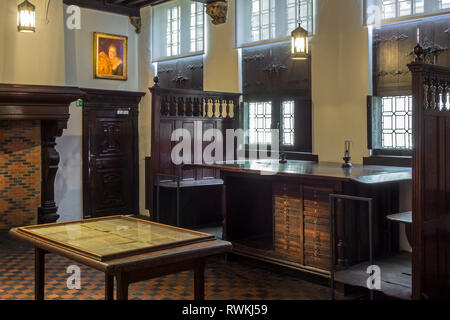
[243,95,311,153]
[366,95,412,167]
[235,0,316,49]
[151,0,205,63]
[364,0,450,25]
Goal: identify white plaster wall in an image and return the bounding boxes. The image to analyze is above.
[137,6,155,216]
[203,0,240,93]
[311,0,370,163]
[0,0,66,85]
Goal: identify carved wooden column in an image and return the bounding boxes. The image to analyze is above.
[38,120,67,224]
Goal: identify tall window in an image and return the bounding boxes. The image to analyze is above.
[368,95,413,154]
[167,6,180,57]
[190,2,204,52]
[249,102,273,145]
[152,0,205,61]
[247,100,298,147]
[282,101,295,146]
[250,0,276,42]
[381,96,412,149]
[236,0,315,47]
[365,0,450,24]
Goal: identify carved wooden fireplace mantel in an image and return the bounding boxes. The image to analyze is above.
[0,84,83,224]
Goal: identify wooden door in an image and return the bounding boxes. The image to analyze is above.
[82,89,143,219]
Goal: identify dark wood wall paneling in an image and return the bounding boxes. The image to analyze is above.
[242,42,313,153]
[82,89,145,219]
[373,15,450,96]
[242,42,311,97]
[157,56,204,91]
[408,62,450,299]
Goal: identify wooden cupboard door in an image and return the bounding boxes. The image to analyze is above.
[273,182,304,264]
[84,108,138,218]
[303,186,332,271]
[415,115,450,299]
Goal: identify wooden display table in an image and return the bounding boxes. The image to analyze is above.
[9,216,231,300]
[186,160,412,276]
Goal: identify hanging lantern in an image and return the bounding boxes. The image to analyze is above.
[17,0,36,33]
[291,2,309,60]
[291,25,309,60]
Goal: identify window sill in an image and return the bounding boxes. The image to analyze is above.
[363,155,412,167]
[245,148,318,162]
[152,52,204,63]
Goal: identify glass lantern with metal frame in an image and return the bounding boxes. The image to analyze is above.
[17,0,36,33]
[291,2,309,60]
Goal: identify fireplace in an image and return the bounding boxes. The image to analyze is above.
[0,84,82,228]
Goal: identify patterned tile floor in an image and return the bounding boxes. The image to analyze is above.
[0,232,337,300]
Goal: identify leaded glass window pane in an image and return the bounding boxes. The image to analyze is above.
[376,0,443,22]
[190,2,204,53]
[381,96,412,149]
[282,101,295,146]
[167,6,181,57]
[249,102,272,145]
[441,0,450,9]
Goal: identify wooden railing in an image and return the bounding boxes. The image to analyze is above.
[151,77,240,120]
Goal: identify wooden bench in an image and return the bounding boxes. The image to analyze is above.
[158,178,224,189]
[387,211,412,246]
[387,211,412,224]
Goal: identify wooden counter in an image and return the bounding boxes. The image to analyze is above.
[187,160,412,276]
[189,159,412,184]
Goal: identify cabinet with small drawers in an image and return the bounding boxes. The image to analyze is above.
[274,182,333,271]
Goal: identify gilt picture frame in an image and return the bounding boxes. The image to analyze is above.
[94,32,128,81]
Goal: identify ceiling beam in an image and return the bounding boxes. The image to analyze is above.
[63,0,141,17]
[125,0,154,7]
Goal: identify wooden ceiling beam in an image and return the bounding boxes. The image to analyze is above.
[63,0,141,16]
[125,0,154,7]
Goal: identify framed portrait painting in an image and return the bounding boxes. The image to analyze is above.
[94,32,127,81]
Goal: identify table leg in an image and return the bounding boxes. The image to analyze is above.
[194,260,205,300]
[35,247,46,300]
[116,272,129,300]
[221,176,227,241]
[105,273,114,300]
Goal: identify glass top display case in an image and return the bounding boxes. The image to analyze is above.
[17,216,215,261]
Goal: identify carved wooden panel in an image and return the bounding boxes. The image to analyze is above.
[157,56,204,90]
[242,42,311,97]
[86,114,135,216]
[82,89,144,219]
[408,62,450,299]
[374,16,450,95]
